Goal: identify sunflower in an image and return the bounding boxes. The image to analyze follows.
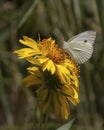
[14,36,80,119]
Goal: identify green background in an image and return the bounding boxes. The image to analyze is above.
[0,0,104,130]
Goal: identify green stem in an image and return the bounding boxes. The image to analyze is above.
[38,69,45,130]
[38,104,43,130]
[34,99,38,130]
[43,109,49,130]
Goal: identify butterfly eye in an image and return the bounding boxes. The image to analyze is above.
[84,40,87,43]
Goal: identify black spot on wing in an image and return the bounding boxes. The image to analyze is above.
[84,40,87,43]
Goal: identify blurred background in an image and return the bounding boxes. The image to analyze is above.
[0,0,104,130]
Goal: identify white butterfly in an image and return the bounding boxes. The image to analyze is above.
[63,31,96,64]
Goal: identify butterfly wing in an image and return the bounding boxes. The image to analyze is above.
[63,31,96,64]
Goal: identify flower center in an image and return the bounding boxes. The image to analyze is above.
[48,44,65,63]
[40,38,65,63]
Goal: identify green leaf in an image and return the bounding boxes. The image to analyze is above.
[18,0,40,29]
[56,119,75,130]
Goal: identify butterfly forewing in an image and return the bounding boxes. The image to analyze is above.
[68,31,96,45]
[63,31,96,64]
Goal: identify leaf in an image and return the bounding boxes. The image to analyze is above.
[56,119,75,130]
[18,0,40,29]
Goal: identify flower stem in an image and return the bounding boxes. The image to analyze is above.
[38,69,45,130]
[43,109,49,130]
[38,104,43,130]
[34,99,38,130]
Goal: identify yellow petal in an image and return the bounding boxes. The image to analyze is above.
[69,97,79,105]
[70,73,79,89]
[59,96,69,119]
[26,57,41,66]
[23,74,41,87]
[20,36,39,50]
[56,65,70,83]
[14,48,41,58]
[52,92,61,118]
[42,60,56,74]
[38,57,49,64]
[61,84,79,105]
[67,85,78,99]
[42,89,51,112]
[56,65,70,75]
[27,67,41,76]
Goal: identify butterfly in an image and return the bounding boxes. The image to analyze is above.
[62,31,96,64]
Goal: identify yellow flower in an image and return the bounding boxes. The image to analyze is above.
[14,36,80,119]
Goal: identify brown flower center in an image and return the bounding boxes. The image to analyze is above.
[40,38,65,63]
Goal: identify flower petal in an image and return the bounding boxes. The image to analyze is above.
[65,86,79,105]
[26,57,41,66]
[38,57,49,64]
[20,36,39,50]
[59,96,70,119]
[14,48,41,58]
[23,74,41,87]
[42,89,51,112]
[27,67,41,77]
[52,92,61,118]
[42,60,56,74]
[56,65,70,83]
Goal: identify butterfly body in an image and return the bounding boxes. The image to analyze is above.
[63,31,96,64]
